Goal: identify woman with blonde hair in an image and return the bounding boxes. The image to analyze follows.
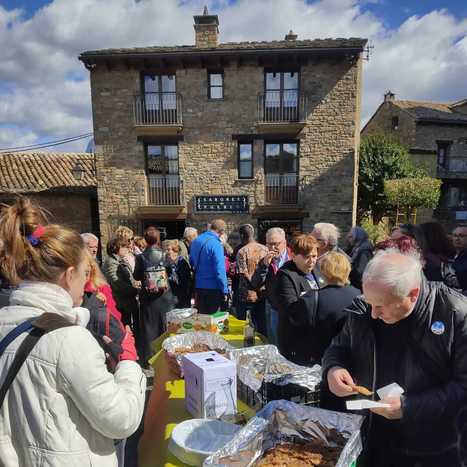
[115,225,137,272]
[133,236,146,254]
[309,251,360,364]
[162,239,192,308]
[0,197,145,467]
[84,252,122,322]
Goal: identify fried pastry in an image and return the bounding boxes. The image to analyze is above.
[257,442,340,467]
[351,384,373,397]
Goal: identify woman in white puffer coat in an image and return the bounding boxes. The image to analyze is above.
[0,198,146,467]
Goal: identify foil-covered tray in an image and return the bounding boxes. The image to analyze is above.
[203,400,364,467]
[227,345,321,392]
[163,331,234,377]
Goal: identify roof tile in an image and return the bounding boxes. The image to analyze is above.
[393,100,467,123]
[81,38,367,58]
[0,152,96,193]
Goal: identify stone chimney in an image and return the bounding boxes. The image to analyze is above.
[384,91,396,103]
[285,30,298,41]
[194,6,219,48]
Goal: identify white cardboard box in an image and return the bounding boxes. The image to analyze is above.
[182,351,237,419]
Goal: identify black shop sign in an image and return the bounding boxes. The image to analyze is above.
[195,195,249,213]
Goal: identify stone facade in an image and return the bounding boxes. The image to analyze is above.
[83,17,365,245]
[362,95,467,226]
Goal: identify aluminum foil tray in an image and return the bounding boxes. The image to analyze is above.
[204,400,364,467]
[163,331,234,377]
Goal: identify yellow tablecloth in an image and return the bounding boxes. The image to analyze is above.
[138,317,265,467]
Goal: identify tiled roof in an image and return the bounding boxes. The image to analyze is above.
[80,38,367,58]
[392,100,467,123]
[0,152,96,193]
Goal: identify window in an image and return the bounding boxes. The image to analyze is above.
[238,143,253,179]
[146,144,179,175]
[264,71,299,120]
[264,142,299,204]
[437,141,451,168]
[391,116,399,130]
[208,71,223,99]
[264,142,298,175]
[143,74,176,110]
[146,144,180,205]
[448,186,467,208]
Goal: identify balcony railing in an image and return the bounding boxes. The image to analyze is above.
[134,92,183,126]
[258,91,307,123]
[147,174,183,205]
[265,173,299,205]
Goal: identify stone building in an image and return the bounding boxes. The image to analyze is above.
[79,10,367,243]
[0,152,99,234]
[362,92,467,226]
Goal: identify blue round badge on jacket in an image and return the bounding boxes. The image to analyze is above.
[431,321,445,335]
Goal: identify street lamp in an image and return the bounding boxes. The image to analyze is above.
[72,161,85,181]
[71,156,96,181]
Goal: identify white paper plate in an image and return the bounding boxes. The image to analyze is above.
[169,419,241,466]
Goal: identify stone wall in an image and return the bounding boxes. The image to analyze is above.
[362,101,417,149]
[415,124,467,159]
[90,54,363,244]
[194,24,218,48]
[0,192,97,234]
[299,56,362,232]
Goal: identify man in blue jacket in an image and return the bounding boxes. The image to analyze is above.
[190,219,228,314]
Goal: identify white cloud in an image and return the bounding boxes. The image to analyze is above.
[363,9,467,122]
[0,0,465,152]
[0,127,38,149]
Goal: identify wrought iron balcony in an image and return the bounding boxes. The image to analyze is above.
[257,91,307,124]
[134,92,183,127]
[147,174,183,206]
[264,173,299,205]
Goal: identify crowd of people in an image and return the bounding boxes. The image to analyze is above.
[1,195,467,466]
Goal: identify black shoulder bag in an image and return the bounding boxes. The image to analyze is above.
[0,313,72,408]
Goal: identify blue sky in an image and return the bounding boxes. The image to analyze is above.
[5,0,467,28]
[0,0,466,152]
[363,0,467,28]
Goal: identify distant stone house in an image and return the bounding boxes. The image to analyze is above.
[362,92,467,226]
[79,9,367,243]
[0,152,99,234]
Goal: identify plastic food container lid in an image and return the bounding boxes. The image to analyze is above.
[169,418,241,466]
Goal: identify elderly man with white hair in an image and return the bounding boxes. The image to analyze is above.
[81,232,99,261]
[323,249,467,467]
[311,222,350,288]
[178,226,198,261]
[251,227,290,345]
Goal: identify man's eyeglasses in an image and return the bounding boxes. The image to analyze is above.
[453,233,467,238]
[267,241,283,247]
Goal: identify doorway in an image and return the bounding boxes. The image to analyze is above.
[257,219,303,244]
[141,220,186,242]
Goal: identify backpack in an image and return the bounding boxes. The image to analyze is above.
[140,247,169,294]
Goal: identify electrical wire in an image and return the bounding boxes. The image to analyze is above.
[0,132,93,153]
